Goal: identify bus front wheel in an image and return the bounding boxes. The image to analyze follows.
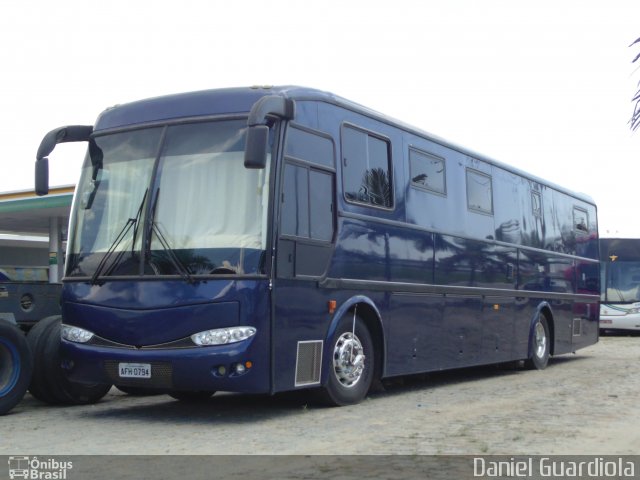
[316,315,374,406]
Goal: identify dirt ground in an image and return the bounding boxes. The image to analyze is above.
[1,334,639,456]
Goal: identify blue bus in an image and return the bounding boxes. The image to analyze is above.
[33,86,600,406]
[600,238,640,332]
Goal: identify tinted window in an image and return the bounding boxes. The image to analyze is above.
[466,169,493,214]
[409,148,446,195]
[285,126,334,168]
[573,207,589,234]
[342,125,392,208]
[309,170,333,241]
[281,163,333,242]
[282,164,309,238]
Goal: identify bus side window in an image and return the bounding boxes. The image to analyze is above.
[309,170,333,241]
[342,125,393,208]
[281,164,333,242]
[282,164,310,238]
[282,124,335,246]
[573,207,589,234]
[466,168,493,215]
[279,162,335,278]
[409,148,446,196]
[279,124,336,279]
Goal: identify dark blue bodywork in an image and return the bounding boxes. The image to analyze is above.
[58,86,600,395]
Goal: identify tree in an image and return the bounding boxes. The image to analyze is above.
[631,37,640,131]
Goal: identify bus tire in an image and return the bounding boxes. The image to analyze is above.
[525,314,550,370]
[316,315,374,406]
[0,320,33,415]
[29,316,111,405]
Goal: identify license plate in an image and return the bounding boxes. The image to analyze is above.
[118,363,151,379]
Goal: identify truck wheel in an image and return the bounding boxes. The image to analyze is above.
[28,316,111,405]
[26,315,59,403]
[315,314,374,406]
[0,320,33,415]
[45,319,112,404]
[525,315,551,370]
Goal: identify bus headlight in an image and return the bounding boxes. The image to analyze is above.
[191,326,257,346]
[61,324,95,343]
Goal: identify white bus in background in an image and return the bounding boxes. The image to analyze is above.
[600,238,640,332]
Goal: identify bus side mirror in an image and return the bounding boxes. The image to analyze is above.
[34,125,93,196]
[244,95,295,169]
[35,158,49,196]
[244,125,269,169]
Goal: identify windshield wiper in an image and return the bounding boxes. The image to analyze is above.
[90,189,148,285]
[147,190,195,284]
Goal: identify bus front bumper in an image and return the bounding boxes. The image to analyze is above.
[60,338,271,394]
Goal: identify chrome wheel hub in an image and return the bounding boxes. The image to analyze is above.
[534,322,547,358]
[333,332,366,388]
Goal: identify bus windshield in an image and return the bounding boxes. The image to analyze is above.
[66,119,271,279]
[602,260,640,303]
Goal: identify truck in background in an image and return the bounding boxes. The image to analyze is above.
[0,266,58,414]
[1,250,110,414]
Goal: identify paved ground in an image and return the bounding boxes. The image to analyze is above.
[2,334,639,456]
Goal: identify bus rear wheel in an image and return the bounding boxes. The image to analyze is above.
[316,315,374,406]
[525,315,550,370]
[0,320,33,415]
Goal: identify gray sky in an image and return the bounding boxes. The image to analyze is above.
[1,0,638,236]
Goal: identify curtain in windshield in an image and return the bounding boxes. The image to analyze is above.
[66,129,162,276]
[67,120,271,278]
[150,121,270,275]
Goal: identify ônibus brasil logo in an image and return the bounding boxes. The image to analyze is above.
[8,456,73,480]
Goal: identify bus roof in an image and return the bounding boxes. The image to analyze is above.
[95,85,596,206]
